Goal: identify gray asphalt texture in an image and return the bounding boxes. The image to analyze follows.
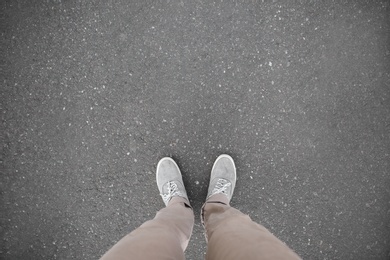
[1,1,390,259]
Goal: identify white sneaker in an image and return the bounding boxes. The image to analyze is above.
[206,154,236,203]
[156,157,189,206]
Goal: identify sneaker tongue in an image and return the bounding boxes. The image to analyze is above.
[211,178,232,195]
[162,181,185,196]
[212,177,230,187]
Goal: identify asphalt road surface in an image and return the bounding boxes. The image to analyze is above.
[1,1,389,259]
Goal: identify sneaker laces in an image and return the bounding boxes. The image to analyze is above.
[211,178,231,196]
[160,181,183,204]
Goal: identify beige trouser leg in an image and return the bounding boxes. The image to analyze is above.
[202,194,302,260]
[100,197,194,260]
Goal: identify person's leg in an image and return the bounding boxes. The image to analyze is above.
[101,158,194,260]
[101,197,193,260]
[202,155,301,260]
